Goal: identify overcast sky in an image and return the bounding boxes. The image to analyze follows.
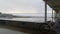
[0,0,52,14]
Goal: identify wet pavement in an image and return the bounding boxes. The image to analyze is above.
[0,26,57,34]
[0,28,27,34]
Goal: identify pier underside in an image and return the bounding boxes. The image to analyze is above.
[44,0,60,33]
[44,0,60,10]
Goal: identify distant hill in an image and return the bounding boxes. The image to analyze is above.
[12,13,55,17]
[0,13,55,18]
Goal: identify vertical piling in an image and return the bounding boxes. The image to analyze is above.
[52,9,53,22]
[45,1,47,23]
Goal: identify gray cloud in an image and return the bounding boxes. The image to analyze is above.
[0,0,52,14]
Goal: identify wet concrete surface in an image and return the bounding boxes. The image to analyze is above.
[0,26,57,34]
[0,28,26,34]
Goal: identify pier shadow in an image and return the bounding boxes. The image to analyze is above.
[0,26,57,34]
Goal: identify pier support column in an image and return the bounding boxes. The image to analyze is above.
[52,9,54,22]
[55,9,60,33]
[45,1,47,23]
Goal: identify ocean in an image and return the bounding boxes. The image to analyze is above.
[0,13,55,23]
